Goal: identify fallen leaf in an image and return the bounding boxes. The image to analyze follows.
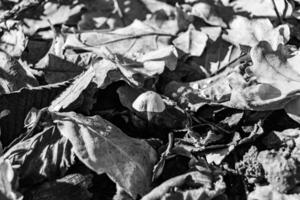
[49,66,95,112]
[64,20,173,60]
[0,50,38,94]
[191,1,227,27]
[4,125,75,187]
[173,25,208,57]
[51,111,158,198]
[20,1,84,36]
[231,0,294,18]
[0,158,22,200]
[141,170,226,200]
[164,41,300,113]
[0,81,70,146]
[78,0,149,30]
[0,20,27,57]
[222,16,290,48]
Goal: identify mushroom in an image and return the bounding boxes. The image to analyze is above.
[132,91,166,121]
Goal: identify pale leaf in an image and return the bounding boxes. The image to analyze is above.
[51,111,158,198]
[231,0,294,18]
[173,25,208,57]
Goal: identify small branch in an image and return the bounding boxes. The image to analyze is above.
[272,0,284,24]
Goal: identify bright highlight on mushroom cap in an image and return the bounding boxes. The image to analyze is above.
[132,91,166,113]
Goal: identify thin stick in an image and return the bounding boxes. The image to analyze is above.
[272,0,284,24]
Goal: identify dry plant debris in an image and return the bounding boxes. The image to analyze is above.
[2,0,300,200]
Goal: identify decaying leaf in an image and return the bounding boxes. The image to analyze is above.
[51,111,157,198]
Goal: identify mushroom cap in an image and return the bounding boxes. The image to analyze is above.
[132,91,166,113]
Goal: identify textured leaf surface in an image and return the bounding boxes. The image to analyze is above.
[4,125,75,187]
[51,111,157,198]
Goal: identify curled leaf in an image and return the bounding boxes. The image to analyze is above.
[51,111,158,199]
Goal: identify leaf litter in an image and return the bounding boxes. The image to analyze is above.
[2,0,300,200]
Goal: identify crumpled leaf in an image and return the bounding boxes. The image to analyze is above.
[78,0,149,30]
[231,0,294,18]
[92,46,178,87]
[64,20,173,60]
[222,16,290,48]
[191,1,227,27]
[248,185,300,200]
[164,40,300,114]
[0,158,22,200]
[173,25,208,57]
[25,173,93,200]
[20,1,84,36]
[0,50,38,94]
[145,4,193,36]
[0,81,70,147]
[0,20,27,57]
[49,66,95,112]
[4,125,75,187]
[51,111,158,199]
[141,170,226,200]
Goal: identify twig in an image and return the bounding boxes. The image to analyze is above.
[78,32,175,47]
[112,0,125,26]
[0,0,42,22]
[271,0,284,24]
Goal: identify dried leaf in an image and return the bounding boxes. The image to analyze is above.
[191,1,227,27]
[78,0,149,30]
[4,125,75,187]
[0,20,27,57]
[51,111,158,198]
[173,25,208,57]
[0,158,22,200]
[0,50,38,94]
[64,20,172,60]
[49,66,95,112]
[0,81,69,146]
[164,41,300,113]
[141,171,226,200]
[21,1,84,36]
[222,16,290,48]
[231,0,294,18]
